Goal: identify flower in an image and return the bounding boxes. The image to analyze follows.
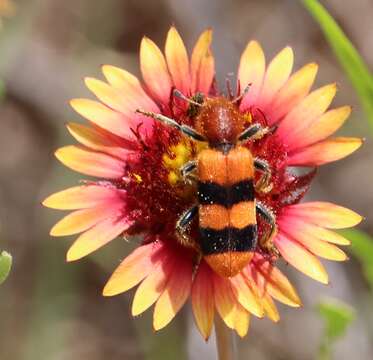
[0,0,15,26]
[43,27,362,339]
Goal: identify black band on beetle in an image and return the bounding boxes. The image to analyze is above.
[197,179,254,207]
[199,225,257,255]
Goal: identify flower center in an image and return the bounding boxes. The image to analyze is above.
[162,139,207,186]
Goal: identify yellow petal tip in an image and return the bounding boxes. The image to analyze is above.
[49,227,59,237]
[66,248,82,262]
[69,98,80,109]
[102,283,116,297]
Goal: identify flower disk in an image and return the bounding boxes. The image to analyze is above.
[43,27,362,339]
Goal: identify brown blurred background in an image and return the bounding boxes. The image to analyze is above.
[0,0,372,359]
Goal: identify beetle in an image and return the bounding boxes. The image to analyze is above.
[136,87,277,277]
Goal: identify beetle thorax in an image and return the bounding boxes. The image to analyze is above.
[194,97,245,147]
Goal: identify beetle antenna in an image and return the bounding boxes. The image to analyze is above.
[225,72,235,100]
[225,78,234,100]
[232,83,251,104]
[173,89,202,106]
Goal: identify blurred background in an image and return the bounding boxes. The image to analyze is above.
[0,0,372,359]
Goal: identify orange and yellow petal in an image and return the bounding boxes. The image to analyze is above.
[43,185,122,210]
[238,40,265,110]
[55,145,125,178]
[191,29,215,95]
[165,27,191,95]
[261,293,280,322]
[140,36,172,104]
[280,219,351,246]
[277,83,337,142]
[85,75,157,136]
[67,217,131,261]
[50,202,123,237]
[132,256,174,316]
[283,202,362,229]
[153,257,193,330]
[285,106,351,152]
[85,77,131,115]
[266,63,318,124]
[249,256,301,307]
[287,137,362,166]
[213,274,238,329]
[230,273,264,318]
[101,65,158,112]
[258,46,293,108]
[232,303,250,338]
[191,262,215,340]
[275,233,329,284]
[103,242,165,296]
[278,218,348,261]
[70,99,134,140]
[66,122,131,160]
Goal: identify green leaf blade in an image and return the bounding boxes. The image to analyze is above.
[317,299,355,341]
[340,228,373,289]
[302,0,373,132]
[0,251,12,285]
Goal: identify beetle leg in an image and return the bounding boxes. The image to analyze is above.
[238,123,278,143]
[256,201,279,256]
[238,123,269,142]
[180,160,197,184]
[254,158,273,193]
[176,205,200,251]
[136,109,206,142]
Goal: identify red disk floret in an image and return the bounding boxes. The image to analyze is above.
[119,123,194,241]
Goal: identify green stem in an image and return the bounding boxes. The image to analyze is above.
[215,316,235,360]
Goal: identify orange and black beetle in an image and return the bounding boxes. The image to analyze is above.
[137,88,277,277]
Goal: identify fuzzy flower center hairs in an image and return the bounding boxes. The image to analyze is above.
[43,28,362,340]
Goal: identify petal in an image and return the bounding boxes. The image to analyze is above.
[103,242,164,296]
[191,29,215,94]
[85,77,156,136]
[277,84,337,143]
[55,145,125,178]
[153,257,193,330]
[275,233,329,284]
[279,218,350,246]
[50,202,123,236]
[213,274,237,329]
[283,202,362,229]
[43,185,120,210]
[287,137,362,166]
[230,273,264,317]
[70,99,134,139]
[249,257,301,307]
[291,233,346,261]
[191,262,215,340]
[140,36,172,104]
[266,63,318,124]
[66,122,131,160]
[279,218,348,261]
[85,78,129,114]
[132,255,174,316]
[67,217,131,261]
[238,41,265,110]
[165,27,190,95]
[262,294,280,322]
[258,47,294,108]
[101,65,158,111]
[285,106,351,151]
[233,304,250,338]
